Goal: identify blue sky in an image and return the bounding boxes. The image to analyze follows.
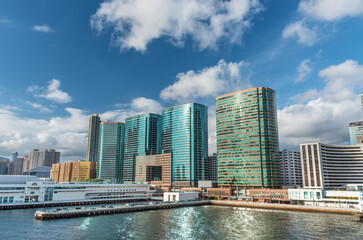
[1,0,363,161]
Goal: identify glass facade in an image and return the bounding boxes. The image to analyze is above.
[97,122,125,180]
[216,87,281,187]
[123,113,162,182]
[162,103,208,186]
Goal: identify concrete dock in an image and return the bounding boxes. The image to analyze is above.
[35,200,210,220]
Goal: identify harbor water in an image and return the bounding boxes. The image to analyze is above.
[1,205,363,239]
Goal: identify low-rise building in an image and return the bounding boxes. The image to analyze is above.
[163,192,199,202]
[249,189,289,203]
[51,161,97,182]
[23,166,51,178]
[0,175,149,205]
[288,187,363,209]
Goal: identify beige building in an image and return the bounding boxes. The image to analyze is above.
[51,161,96,182]
[135,153,172,187]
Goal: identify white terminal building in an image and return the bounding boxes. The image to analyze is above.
[0,176,150,205]
[288,185,363,209]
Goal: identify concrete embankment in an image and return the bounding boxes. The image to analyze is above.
[211,200,359,215]
[35,200,210,220]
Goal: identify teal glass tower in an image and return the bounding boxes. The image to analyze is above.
[123,113,162,182]
[97,121,125,180]
[162,103,208,187]
[216,87,281,188]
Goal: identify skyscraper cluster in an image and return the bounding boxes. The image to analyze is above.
[88,103,208,187]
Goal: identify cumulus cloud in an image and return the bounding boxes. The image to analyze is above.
[298,0,363,21]
[160,59,251,102]
[32,25,54,33]
[0,107,89,161]
[279,59,363,149]
[295,59,312,82]
[282,21,318,46]
[90,0,263,52]
[30,79,72,103]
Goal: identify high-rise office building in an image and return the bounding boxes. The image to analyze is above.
[97,121,125,180]
[123,113,162,182]
[216,87,281,188]
[87,114,101,162]
[280,150,302,186]
[349,121,363,145]
[206,154,218,181]
[162,103,208,187]
[300,143,363,188]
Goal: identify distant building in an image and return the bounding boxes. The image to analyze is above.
[87,114,101,162]
[9,152,18,162]
[300,143,363,188]
[13,158,24,175]
[97,121,125,180]
[162,103,208,187]
[216,87,281,189]
[349,121,363,145]
[23,166,52,178]
[124,113,162,182]
[135,153,172,187]
[280,150,303,186]
[24,149,60,172]
[206,154,217,181]
[22,156,30,174]
[0,160,9,175]
[51,161,96,182]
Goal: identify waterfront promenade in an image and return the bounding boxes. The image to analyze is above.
[211,200,360,214]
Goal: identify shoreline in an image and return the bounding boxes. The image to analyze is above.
[210,200,360,215]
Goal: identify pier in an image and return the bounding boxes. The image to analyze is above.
[35,200,210,220]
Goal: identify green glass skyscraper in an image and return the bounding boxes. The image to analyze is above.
[162,103,208,187]
[123,113,162,182]
[97,121,125,180]
[216,87,281,188]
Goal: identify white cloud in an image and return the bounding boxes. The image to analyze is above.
[295,59,312,82]
[101,97,164,122]
[0,107,88,161]
[279,59,363,149]
[90,0,263,52]
[26,101,51,113]
[32,25,54,33]
[298,0,363,21]
[35,79,72,103]
[282,21,318,46]
[160,59,251,103]
[283,0,363,46]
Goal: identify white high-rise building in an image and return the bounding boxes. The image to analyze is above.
[300,143,363,188]
[280,150,302,186]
